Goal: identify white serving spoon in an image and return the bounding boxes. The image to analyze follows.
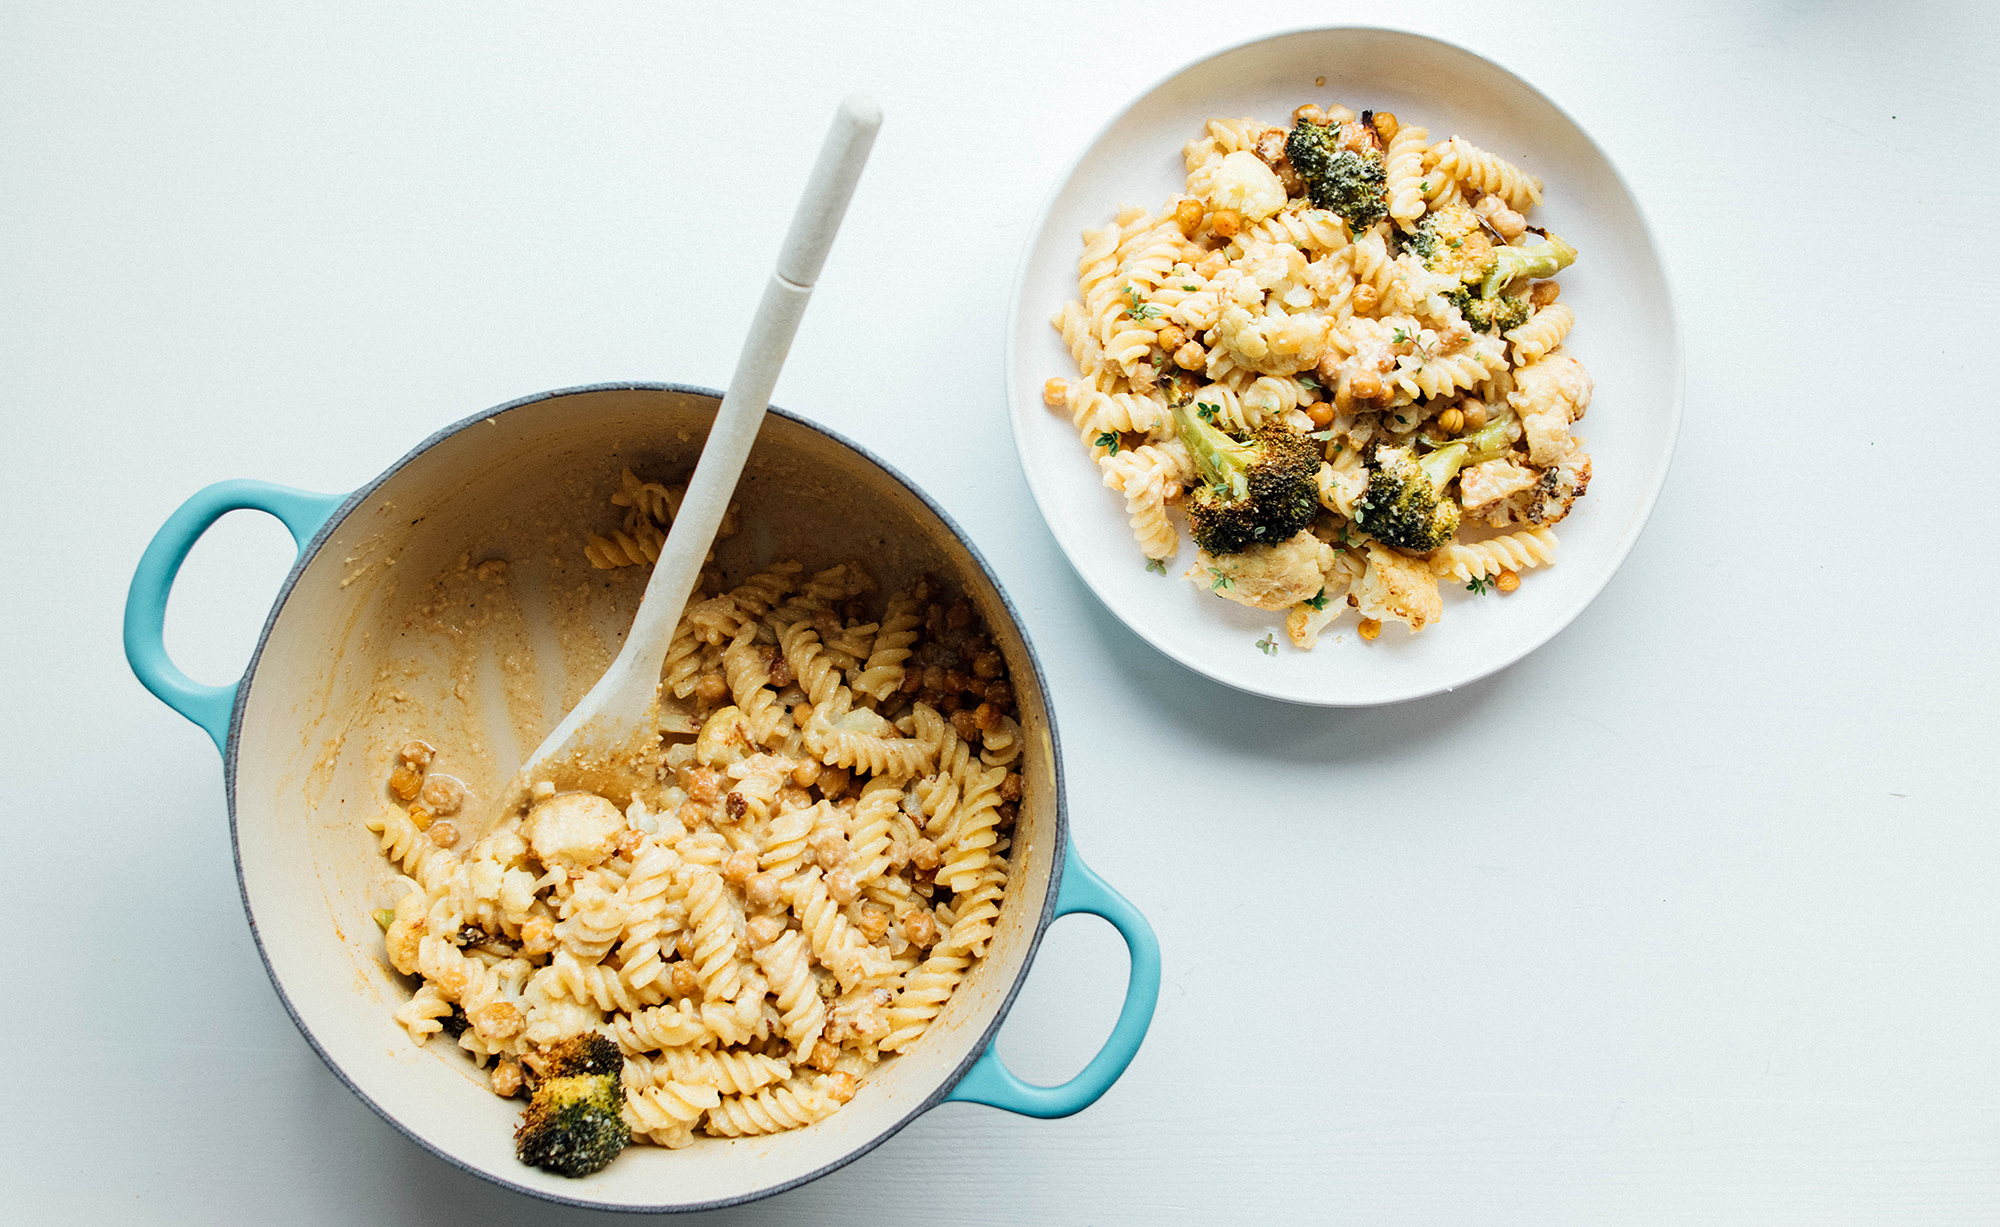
[506,94,881,804]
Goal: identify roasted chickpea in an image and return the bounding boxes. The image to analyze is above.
[428,821,458,849]
[901,907,939,948]
[388,764,422,802]
[746,914,786,948]
[1209,208,1242,239]
[722,850,757,884]
[398,740,435,770]
[746,871,782,910]
[1173,197,1206,235]
[1042,377,1068,408]
[812,830,849,869]
[1496,568,1521,593]
[857,905,890,943]
[490,1059,524,1099]
[470,1001,523,1041]
[519,914,555,956]
[1358,618,1383,641]
[419,774,464,816]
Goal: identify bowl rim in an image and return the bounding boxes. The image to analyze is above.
[222,381,1072,1212]
[1003,23,1686,706]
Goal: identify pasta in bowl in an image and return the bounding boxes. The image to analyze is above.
[123,384,1159,1211]
[1007,27,1682,705]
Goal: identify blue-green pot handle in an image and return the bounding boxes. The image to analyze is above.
[124,479,345,753]
[944,844,1160,1118]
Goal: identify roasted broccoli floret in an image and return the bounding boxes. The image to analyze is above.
[1405,201,1495,281]
[515,1034,628,1178]
[1356,442,1480,553]
[438,1004,470,1040]
[1284,117,1386,227]
[1172,403,1321,556]
[1441,231,1576,334]
[1448,285,1532,335]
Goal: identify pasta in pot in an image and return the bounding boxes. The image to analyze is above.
[1046,105,1595,647]
[366,478,1026,1174]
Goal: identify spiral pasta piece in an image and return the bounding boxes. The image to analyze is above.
[678,863,745,1003]
[803,693,931,779]
[553,882,626,962]
[612,1000,711,1054]
[610,467,677,526]
[1063,382,1174,438]
[1385,124,1431,229]
[1096,445,1181,561]
[367,807,460,894]
[703,1081,839,1138]
[614,841,684,988]
[1505,303,1574,365]
[852,591,918,702]
[788,868,892,992]
[844,777,900,888]
[687,561,804,646]
[641,1045,791,1096]
[543,949,671,1014]
[1430,136,1543,212]
[881,948,972,1053]
[753,929,829,1057]
[393,983,454,1044]
[1430,526,1560,581]
[584,514,665,569]
[625,1081,720,1149]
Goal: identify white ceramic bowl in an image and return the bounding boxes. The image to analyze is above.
[124,384,1158,1212]
[1007,26,1683,705]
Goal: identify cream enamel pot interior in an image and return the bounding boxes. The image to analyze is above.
[123,383,1160,1213]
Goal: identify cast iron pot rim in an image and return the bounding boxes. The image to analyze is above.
[222,380,1070,1213]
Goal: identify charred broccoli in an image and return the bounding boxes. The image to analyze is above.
[1172,403,1321,556]
[1355,442,1480,553]
[515,1034,628,1178]
[1448,285,1532,335]
[1284,117,1386,227]
[1404,201,1494,281]
[1429,228,1575,335]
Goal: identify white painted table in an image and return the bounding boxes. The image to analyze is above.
[4,2,1995,1222]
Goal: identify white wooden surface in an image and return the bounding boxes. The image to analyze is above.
[4,2,1996,1222]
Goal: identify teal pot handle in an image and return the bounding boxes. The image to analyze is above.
[124,480,345,753]
[945,843,1160,1118]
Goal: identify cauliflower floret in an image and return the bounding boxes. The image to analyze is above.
[1458,457,1538,515]
[1352,543,1442,632]
[1190,530,1330,611]
[1507,446,1592,526]
[1213,304,1329,375]
[1507,352,1592,465]
[1194,150,1287,222]
[523,792,624,870]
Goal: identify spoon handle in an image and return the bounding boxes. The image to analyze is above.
[621,95,882,677]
